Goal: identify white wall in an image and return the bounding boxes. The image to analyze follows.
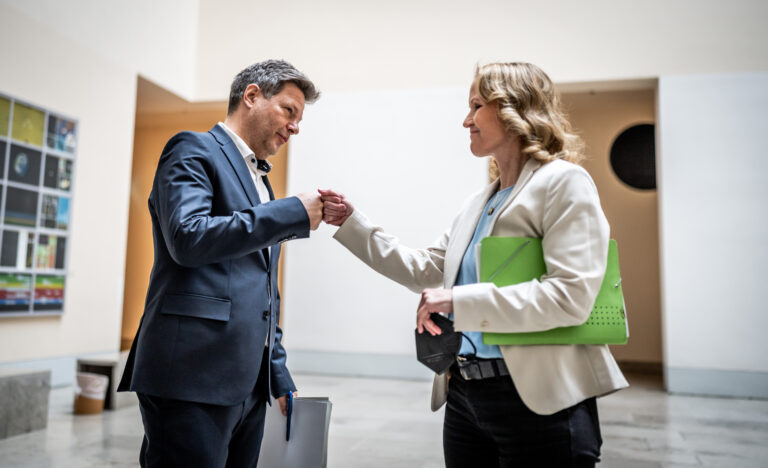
[283,88,486,377]
[0,0,200,99]
[658,72,768,397]
[194,0,768,99]
[0,4,136,383]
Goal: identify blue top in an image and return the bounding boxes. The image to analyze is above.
[452,185,514,358]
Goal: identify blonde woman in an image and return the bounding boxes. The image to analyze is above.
[321,62,627,467]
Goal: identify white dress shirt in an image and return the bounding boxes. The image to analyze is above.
[218,122,274,347]
[217,122,272,260]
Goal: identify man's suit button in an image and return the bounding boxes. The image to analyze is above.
[263,310,270,319]
[480,320,489,328]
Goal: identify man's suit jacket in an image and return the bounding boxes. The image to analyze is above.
[333,157,628,415]
[118,124,309,406]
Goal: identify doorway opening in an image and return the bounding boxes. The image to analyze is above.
[560,79,662,374]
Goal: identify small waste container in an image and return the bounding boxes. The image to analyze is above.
[73,372,109,414]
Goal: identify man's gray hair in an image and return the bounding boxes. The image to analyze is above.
[227,59,320,115]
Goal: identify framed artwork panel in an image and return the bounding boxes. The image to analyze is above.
[0,92,77,316]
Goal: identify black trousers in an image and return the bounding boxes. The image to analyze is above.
[443,365,602,468]
[137,355,270,468]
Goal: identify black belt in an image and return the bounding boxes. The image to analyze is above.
[453,356,509,380]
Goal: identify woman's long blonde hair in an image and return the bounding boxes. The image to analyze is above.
[476,62,584,169]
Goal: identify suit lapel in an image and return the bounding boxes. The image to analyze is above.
[209,125,268,269]
[262,175,275,265]
[209,125,260,206]
[263,174,275,201]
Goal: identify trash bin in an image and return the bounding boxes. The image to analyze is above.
[73,372,108,414]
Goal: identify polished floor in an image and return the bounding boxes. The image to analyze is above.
[0,372,767,467]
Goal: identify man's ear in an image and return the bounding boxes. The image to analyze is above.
[242,83,262,109]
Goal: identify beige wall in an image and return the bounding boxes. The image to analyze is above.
[562,88,660,364]
[0,4,135,361]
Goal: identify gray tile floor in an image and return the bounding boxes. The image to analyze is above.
[0,373,767,467]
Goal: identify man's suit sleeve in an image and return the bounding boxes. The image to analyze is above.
[154,132,310,267]
[270,323,296,397]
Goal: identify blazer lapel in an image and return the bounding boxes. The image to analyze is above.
[209,125,260,206]
[443,158,543,287]
[487,158,542,232]
[444,179,500,287]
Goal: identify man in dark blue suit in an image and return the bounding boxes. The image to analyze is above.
[118,60,322,467]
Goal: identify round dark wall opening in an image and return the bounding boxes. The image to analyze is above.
[610,123,656,190]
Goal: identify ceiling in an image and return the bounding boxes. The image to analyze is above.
[136,76,225,115]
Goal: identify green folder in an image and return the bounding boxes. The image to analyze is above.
[480,237,628,345]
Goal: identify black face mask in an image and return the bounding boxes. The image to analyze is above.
[414,313,462,374]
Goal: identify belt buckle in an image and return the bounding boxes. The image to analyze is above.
[456,357,480,380]
[455,357,506,380]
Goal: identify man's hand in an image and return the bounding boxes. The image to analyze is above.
[417,288,454,336]
[277,391,297,416]
[296,192,323,230]
[318,189,354,226]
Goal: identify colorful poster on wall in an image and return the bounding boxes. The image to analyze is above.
[0,141,6,178]
[8,144,42,186]
[55,236,66,269]
[0,230,19,267]
[0,273,32,312]
[34,275,64,311]
[35,234,66,270]
[1,93,76,316]
[36,235,55,269]
[11,102,45,147]
[41,194,70,230]
[0,97,9,137]
[46,115,77,153]
[4,187,39,227]
[43,155,73,191]
[56,197,70,230]
[0,230,35,269]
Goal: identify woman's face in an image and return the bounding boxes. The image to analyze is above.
[463,82,509,157]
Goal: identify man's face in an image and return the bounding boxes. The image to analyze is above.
[243,82,305,158]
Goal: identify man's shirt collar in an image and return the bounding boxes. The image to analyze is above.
[217,122,272,175]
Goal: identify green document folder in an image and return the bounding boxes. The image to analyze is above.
[480,237,628,345]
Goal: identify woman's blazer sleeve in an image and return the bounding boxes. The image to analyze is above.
[452,165,610,333]
[333,210,447,293]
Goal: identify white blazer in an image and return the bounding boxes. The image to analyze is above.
[333,157,628,415]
